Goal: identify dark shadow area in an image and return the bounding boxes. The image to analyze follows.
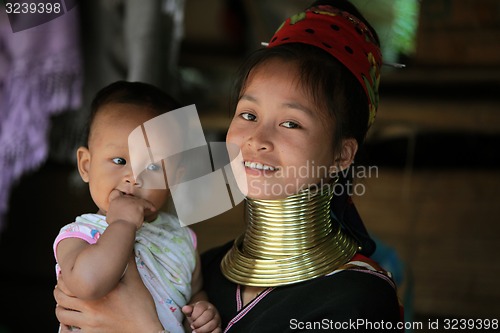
[365,131,500,169]
[0,162,95,333]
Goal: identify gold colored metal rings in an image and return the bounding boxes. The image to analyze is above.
[221,185,358,286]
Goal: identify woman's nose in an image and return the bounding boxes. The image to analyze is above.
[247,125,273,151]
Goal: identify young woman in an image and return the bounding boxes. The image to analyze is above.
[54,1,402,332]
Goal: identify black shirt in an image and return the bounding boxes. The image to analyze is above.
[202,241,402,332]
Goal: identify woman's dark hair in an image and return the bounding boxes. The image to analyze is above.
[84,81,180,146]
[231,0,380,155]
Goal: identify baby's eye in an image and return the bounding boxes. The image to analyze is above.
[147,163,161,171]
[112,157,127,165]
[240,113,256,121]
[280,121,300,129]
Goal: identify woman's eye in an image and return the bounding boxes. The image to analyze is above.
[147,163,161,171]
[112,157,127,165]
[280,121,300,129]
[240,112,256,121]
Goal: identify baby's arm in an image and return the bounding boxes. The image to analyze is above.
[56,190,155,300]
[182,252,221,333]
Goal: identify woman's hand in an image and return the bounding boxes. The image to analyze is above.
[54,257,164,333]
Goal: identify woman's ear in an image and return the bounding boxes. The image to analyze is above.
[77,146,91,183]
[330,138,358,173]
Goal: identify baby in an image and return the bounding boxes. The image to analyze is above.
[53,81,220,333]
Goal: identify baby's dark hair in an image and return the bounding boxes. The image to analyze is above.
[231,0,380,155]
[83,80,180,146]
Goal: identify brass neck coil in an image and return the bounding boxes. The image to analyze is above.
[221,184,359,286]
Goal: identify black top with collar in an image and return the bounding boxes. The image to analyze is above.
[201,241,401,333]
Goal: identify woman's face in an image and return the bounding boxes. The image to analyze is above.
[227,59,338,200]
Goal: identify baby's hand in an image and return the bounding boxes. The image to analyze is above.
[182,301,221,333]
[106,190,156,230]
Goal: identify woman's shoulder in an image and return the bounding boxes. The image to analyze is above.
[265,269,401,326]
[291,254,398,303]
[283,263,395,298]
[221,261,402,331]
[329,253,397,290]
[275,255,401,322]
[306,266,397,304]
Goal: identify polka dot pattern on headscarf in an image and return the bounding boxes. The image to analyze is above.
[267,5,382,127]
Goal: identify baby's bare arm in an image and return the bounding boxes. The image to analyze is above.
[56,190,155,300]
[56,221,136,299]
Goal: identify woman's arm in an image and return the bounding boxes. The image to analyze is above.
[55,257,164,333]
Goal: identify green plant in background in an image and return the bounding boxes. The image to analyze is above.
[350,0,420,63]
[393,0,420,57]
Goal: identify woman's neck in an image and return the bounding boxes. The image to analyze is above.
[221,184,360,287]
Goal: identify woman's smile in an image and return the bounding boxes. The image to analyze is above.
[243,160,279,176]
[227,59,336,199]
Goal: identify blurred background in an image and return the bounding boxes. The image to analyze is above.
[0,0,499,332]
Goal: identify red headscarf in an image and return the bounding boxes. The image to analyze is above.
[267,4,382,127]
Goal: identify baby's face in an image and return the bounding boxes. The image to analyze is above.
[84,103,169,219]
